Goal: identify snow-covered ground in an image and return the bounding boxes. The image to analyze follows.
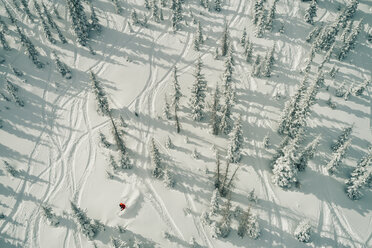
[0,0,371,247]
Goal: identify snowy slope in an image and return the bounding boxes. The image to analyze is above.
[0,0,371,247]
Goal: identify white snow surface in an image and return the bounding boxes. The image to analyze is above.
[0,0,371,247]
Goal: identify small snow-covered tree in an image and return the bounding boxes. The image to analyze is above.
[251,55,261,77]
[3,160,18,177]
[237,207,250,238]
[255,11,266,38]
[306,25,322,43]
[240,27,247,45]
[163,94,171,119]
[354,80,370,96]
[210,85,221,135]
[99,132,111,148]
[294,220,312,243]
[314,23,338,51]
[219,93,233,135]
[151,138,163,178]
[34,0,56,44]
[246,213,260,239]
[165,136,173,149]
[263,133,270,148]
[253,0,264,25]
[304,0,317,25]
[213,198,232,238]
[42,3,68,43]
[52,51,72,79]
[131,10,140,25]
[331,126,352,151]
[70,202,102,239]
[227,115,243,163]
[189,57,207,121]
[214,0,221,12]
[163,167,175,188]
[171,66,182,111]
[6,80,24,107]
[16,26,44,68]
[110,117,131,169]
[266,0,278,31]
[209,188,220,216]
[220,24,229,56]
[0,30,10,50]
[338,19,363,61]
[41,205,59,226]
[109,154,118,171]
[89,2,101,33]
[111,237,127,248]
[345,153,371,200]
[66,0,90,46]
[244,39,253,63]
[295,135,320,171]
[90,71,110,115]
[327,139,351,174]
[151,0,160,22]
[261,45,275,77]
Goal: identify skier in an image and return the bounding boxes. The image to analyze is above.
[119,203,126,211]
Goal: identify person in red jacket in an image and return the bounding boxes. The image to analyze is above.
[119,203,126,211]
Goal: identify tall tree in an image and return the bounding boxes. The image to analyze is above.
[304,0,317,25]
[227,115,243,163]
[189,57,207,121]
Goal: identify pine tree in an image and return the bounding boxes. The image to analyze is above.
[42,3,68,43]
[251,55,261,77]
[3,160,18,177]
[90,71,110,115]
[213,197,232,238]
[210,85,221,135]
[345,153,372,200]
[70,202,102,239]
[219,92,233,135]
[175,109,181,133]
[340,20,353,43]
[20,0,33,21]
[237,207,250,238]
[89,2,101,33]
[151,0,160,22]
[246,213,260,239]
[272,137,299,188]
[306,25,322,43]
[240,27,247,45]
[327,139,351,174]
[261,45,275,77]
[336,0,359,29]
[214,0,221,12]
[131,10,140,25]
[331,126,352,151]
[163,167,175,188]
[0,30,10,50]
[221,23,229,56]
[41,205,59,226]
[227,115,243,163]
[34,0,56,44]
[151,138,163,178]
[295,136,320,171]
[52,51,72,79]
[66,0,90,46]
[354,80,370,96]
[16,25,44,68]
[99,132,111,148]
[214,151,222,189]
[209,188,220,216]
[304,0,317,25]
[244,39,253,63]
[338,19,362,61]
[194,21,203,50]
[266,0,278,31]
[6,80,24,107]
[189,57,207,121]
[314,22,338,51]
[163,94,171,119]
[255,10,266,38]
[109,154,118,171]
[253,0,264,25]
[294,220,312,243]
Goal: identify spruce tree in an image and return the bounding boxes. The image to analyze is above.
[209,188,220,216]
[251,55,261,77]
[220,23,229,56]
[34,0,56,44]
[151,138,163,178]
[70,202,102,239]
[261,45,275,77]
[339,19,362,61]
[4,4,17,24]
[0,30,10,50]
[237,207,251,238]
[306,25,322,43]
[90,71,110,115]
[189,57,207,121]
[354,80,370,96]
[151,0,160,22]
[42,3,68,43]
[327,139,351,174]
[16,25,44,68]
[20,0,33,21]
[266,0,278,31]
[294,135,320,171]
[304,0,317,25]
[246,213,260,239]
[41,205,59,226]
[240,27,247,45]
[294,220,312,243]
[52,51,72,79]
[314,23,338,51]
[244,39,253,63]
[3,160,18,177]
[111,0,122,14]
[219,93,233,135]
[255,10,266,38]
[163,167,175,188]
[210,85,221,135]
[227,115,243,163]
[214,0,221,12]
[345,153,372,200]
[66,0,90,46]
[110,116,131,169]
[89,2,101,33]
[331,126,352,152]
[213,197,232,238]
[253,0,264,25]
[131,10,140,25]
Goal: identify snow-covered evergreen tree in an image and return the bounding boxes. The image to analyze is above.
[265,0,278,31]
[354,80,370,96]
[16,26,44,68]
[111,0,122,14]
[237,207,250,238]
[151,0,160,22]
[255,10,266,38]
[3,160,18,177]
[227,115,243,163]
[41,205,59,226]
[34,0,56,44]
[42,3,68,43]
[109,154,118,171]
[219,92,233,135]
[295,136,320,171]
[294,220,312,243]
[131,10,140,26]
[175,109,181,133]
[210,85,221,135]
[66,0,90,46]
[163,94,171,119]
[110,117,131,169]
[111,237,127,248]
[52,51,72,79]
[6,79,24,107]
[314,22,338,51]
[171,66,182,112]
[263,133,270,148]
[345,153,372,200]
[213,197,232,238]
[336,0,359,29]
[304,0,317,25]
[261,45,275,77]
[20,0,33,21]
[253,0,264,25]
[0,29,10,50]
[70,202,102,239]
[244,39,253,63]
[327,139,351,174]
[151,138,163,178]
[240,27,247,46]
[99,132,111,148]
[246,213,260,239]
[338,19,362,61]
[306,25,322,43]
[90,71,110,115]
[165,136,173,149]
[89,2,101,33]
[220,24,229,56]
[163,167,175,188]
[189,57,207,121]
[331,126,352,152]
[248,189,258,203]
[214,0,221,12]
[209,188,220,216]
